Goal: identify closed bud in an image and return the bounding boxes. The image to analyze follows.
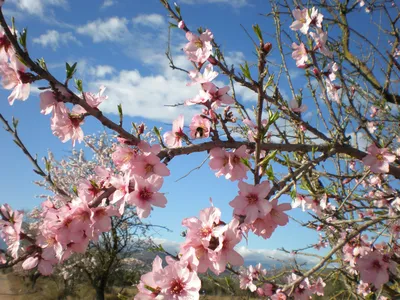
[178,20,185,29]
[263,42,272,54]
[207,56,218,65]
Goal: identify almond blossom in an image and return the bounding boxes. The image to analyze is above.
[184,29,213,63]
[163,115,185,148]
[127,175,167,219]
[310,28,333,58]
[290,8,310,34]
[291,43,308,67]
[362,144,396,173]
[355,251,391,288]
[187,64,218,86]
[189,114,211,139]
[229,181,272,224]
[209,146,250,181]
[0,55,31,105]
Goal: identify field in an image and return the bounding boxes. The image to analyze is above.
[0,271,260,300]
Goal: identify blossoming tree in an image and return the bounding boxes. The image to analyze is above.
[1,0,400,299]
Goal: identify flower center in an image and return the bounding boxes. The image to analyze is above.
[194,39,203,48]
[372,259,382,270]
[145,164,154,174]
[170,279,185,295]
[246,193,259,204]
[376,154,384,161]
[139,188,152,200]
[200,226,212,237]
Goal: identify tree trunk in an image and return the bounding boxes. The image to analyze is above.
[95,285,105,300]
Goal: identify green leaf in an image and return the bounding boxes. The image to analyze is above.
[239,62,252,80]
[12,117,19,129]
[18,28,28,49]
[117,104,123,118]
[74,78,83,93]
[169,22,178,28]
[66,62,77,80]
[240,157,252,170]
[252,24,263,42]
[174,2,181,16]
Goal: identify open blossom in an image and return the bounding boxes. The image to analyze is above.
[289,99,307,113]
[51,107,84,146]
[356,251,391,288]
[132,152,170,179]
[163,115,185,148]
[184,29,213,63]
[290,8,310,34]
[189,115,211,139]
[0,204,23,259]
[187,64,218,86]
[127,175,167,219]
[136,256,201,300]
[362,144,396,173]
[22,255,56,276]
[311,277,326,296]
[112,145,139,171]
[291,43,308,67]
[135,256,163,299]
[229,181,272,224]
[325,78,341,103]
[310,28,332,58]
[0,55,31,105]
[209,146,250,181]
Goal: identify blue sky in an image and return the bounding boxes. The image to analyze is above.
[2,0,390,265]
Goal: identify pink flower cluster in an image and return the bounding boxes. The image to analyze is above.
[180,205,244,275]
[111,141,169,217]
[136,253,201,299]
[0,204,23,259]
[209,145,250,181]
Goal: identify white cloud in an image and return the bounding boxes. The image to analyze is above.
[89,65,116,78]
[93,66,201,122]
[7,0,67,16]
[76,17,130,43]
[101,0,116,8]
[132,14,166,28]
[33,30,80,50]
[180,0,248,8]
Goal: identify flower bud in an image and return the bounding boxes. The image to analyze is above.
[207,56,218,65]
[178,20,185,29]
[263,42,272,54]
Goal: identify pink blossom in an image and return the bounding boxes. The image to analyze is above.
[136,256,163,299]
[112,145,139,171]
[271,290,287,300]
[178,20,185,29]
[356,251,390,288]
[84,85,107,109]
[50,106,84,146]
[290,8,310,34]
[210,219,243,273]
[187,64,218,86]
[184,29,213,63]
[289,99,307,113]
[291,43,308,67]
[269,198,291,227]
[229,181,272,224]
[310,28,332,58]
[311,277,326,296]
[287,273,312,300]
[154,259,201,299]
[22,255,55,276]
[0,26,14,60]
[128,175,167,219]
[0,55,31,105]
[189,115,211,139]
[325,78,341,103]
[163,115,185,148]
[239,267,257,292]
[132,152,170,179]
[257,283,274,297]
[362,144,396,173]
[40,91,65,115]
[203,82,235,108]
[356,281,371,296]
